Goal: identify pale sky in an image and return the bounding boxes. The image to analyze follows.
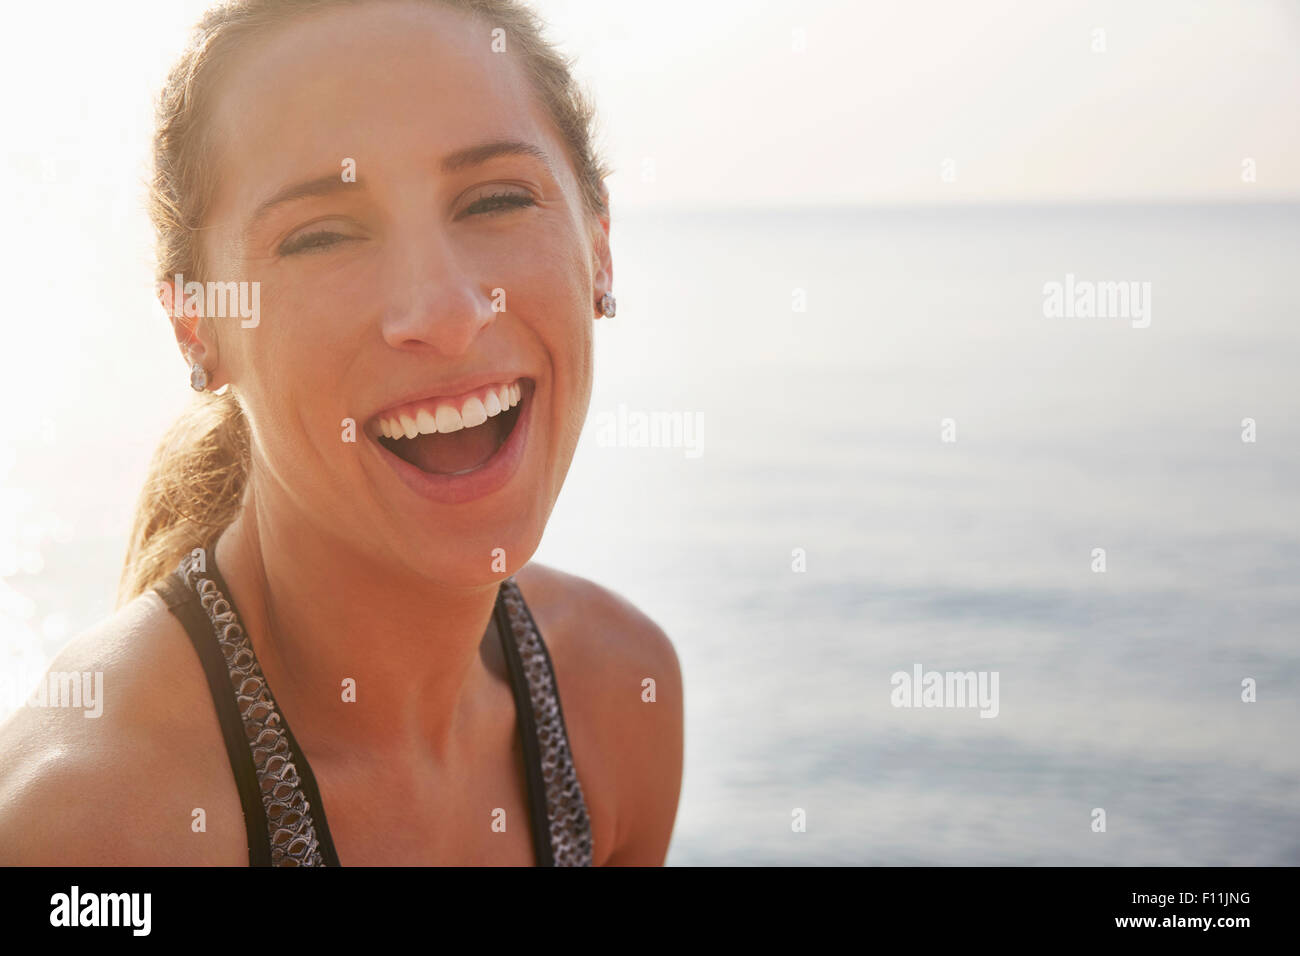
[1,0,1297,214]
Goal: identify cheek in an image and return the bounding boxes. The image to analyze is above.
[494,223,594,410]
[531,256,594,431]
[549,310,594,477]
[528,222,595,351]
[257,255,372,374]
[225,291,350,473]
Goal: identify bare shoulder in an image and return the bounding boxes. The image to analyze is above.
[0,590,245,865]
[512,563,680,682]
[511,563,683,865]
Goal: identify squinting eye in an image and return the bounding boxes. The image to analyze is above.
[464,191,536,217]
[279,230,351,256]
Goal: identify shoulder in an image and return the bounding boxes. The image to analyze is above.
[512,563,680,687]
[0,589,246,865]
[511,562,683,865]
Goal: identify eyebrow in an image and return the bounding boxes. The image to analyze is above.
[248,175,350,230]
[247,139,554,232]
[439,138,554,176]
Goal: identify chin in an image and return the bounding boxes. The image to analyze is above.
[399,521,544,590]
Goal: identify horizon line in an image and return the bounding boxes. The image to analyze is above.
[611,196,1300,215]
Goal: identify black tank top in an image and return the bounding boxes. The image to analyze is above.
[152,545,593,866]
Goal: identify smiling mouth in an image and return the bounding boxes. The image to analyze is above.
[371,379,528,476]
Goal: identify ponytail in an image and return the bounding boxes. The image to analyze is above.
[117,389,249,607]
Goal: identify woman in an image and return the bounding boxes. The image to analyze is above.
[0,0,682,866]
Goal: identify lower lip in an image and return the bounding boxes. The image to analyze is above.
[369,382,533,506]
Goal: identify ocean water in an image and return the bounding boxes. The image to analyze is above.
[2,203,1298,864]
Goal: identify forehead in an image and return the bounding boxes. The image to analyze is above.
[205,1,571,214]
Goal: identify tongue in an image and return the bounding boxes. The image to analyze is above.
[406,420,503,475]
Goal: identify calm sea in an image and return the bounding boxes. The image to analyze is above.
[3,203,1298,864]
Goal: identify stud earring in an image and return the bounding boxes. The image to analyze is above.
[599,292,616,318]
[189,360,209,392]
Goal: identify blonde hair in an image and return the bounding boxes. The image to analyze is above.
[118,0,611,607]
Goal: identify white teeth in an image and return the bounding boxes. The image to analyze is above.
[461,397,488,427]
[376,380,525,440]
[435,405,463,433]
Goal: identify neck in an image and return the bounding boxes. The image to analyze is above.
[212,477,503,764]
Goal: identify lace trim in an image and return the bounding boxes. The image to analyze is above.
[179,551,324,866]
[499,577,594,867]
[177,554,593,866]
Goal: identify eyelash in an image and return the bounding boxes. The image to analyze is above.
[465,190,536,217]
[277,191,537,256]
[279,231,345,255]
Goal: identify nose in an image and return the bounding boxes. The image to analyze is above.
[379,225,497,356]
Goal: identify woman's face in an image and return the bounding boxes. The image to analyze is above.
[192,1,608,586]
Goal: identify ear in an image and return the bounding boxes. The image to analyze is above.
[590,181,613,316]
[156,279,225,390]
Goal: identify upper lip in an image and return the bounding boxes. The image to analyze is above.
[366,373,532,425]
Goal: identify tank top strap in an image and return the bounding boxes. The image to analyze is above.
[497,577,594,867]
[154,568,273,865]
[496,574,595,868]
[154,549,592,866]
[154,551,337,866]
